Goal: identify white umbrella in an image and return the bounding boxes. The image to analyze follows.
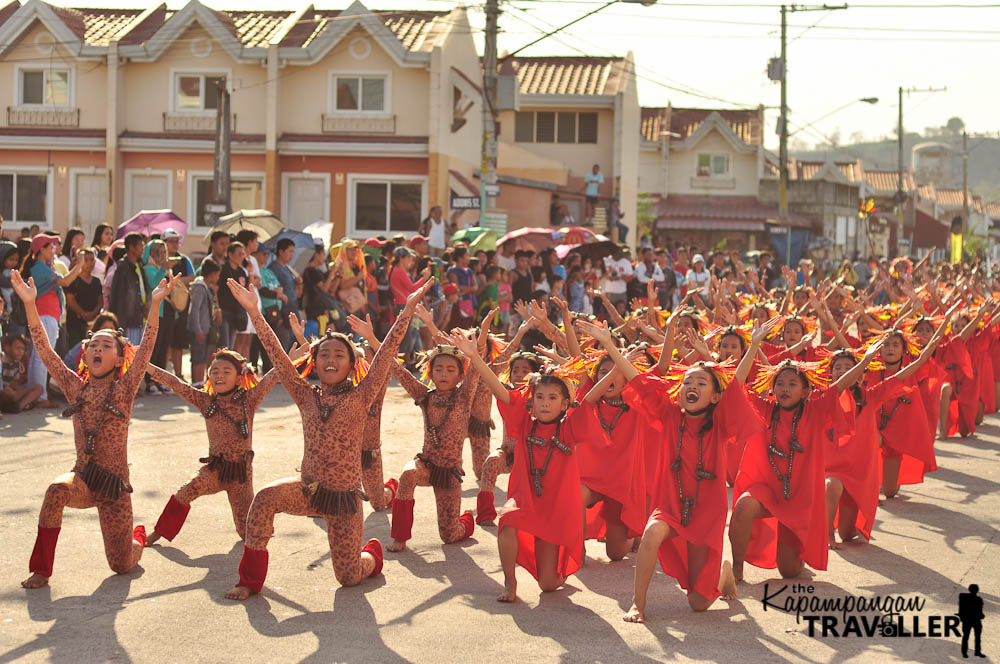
[208,209,284,244]
[302,220,334,250]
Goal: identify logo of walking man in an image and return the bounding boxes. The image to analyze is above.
[958,584,986,659]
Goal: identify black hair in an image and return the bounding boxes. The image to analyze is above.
[201,259,221,277]
[235,229,258,246]
[2,332,28,347]
[276,237,295,253]
[453,246,468,261]
[210,230,230,244]
[226,241,246,256]
[124,232,144,250]
[91,224,114,247]
[533,374,571,402]
[62,228,84,258]
[90,311,120,332]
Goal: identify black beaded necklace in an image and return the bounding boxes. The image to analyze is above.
[422,389,457,448]
[525,419,572,497]
[767,402,804,500]
[312,381,353,423]
[672,411,716,526]
[205,387,250,439]
[596,397,629,435]
[63,376,126,461]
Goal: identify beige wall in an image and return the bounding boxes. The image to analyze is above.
[122,24,268,135]
[431,11,482,166]
[667,130,759,197]
[497,107,615,180]
[278,27,430,137]
[638,145,663,194]
[615,60,640,247]
[0,22,108,129]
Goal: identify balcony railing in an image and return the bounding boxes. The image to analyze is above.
[321,114,395,134]
[163,113,238,133]
[7,107,80,128]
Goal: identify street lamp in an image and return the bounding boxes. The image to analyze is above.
[789,96,879,138]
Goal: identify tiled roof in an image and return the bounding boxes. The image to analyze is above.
[863,169,915,194]
[656,195,814,229]
[228,11,291,48]
[640,107,664,143]
[670,107,762,145]
[282,9,449,51]
[788,159,863,182]
[918,183,936,200]
[80,8,143,45]
[508,56,626,96]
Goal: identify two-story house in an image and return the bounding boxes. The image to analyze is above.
[638,104,811,253]
[0,0,482,250]
[491,54,639,240]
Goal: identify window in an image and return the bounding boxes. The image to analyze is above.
[193,177,263,228]
[353,180,423,233]
[175,74,226,112]
[697,153,730,177]
[19,68,69,106]
[0,172,47,223]
[512,111,598,144]
[331,75,387,113]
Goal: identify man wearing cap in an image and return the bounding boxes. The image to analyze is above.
[686,253,710,299]
[408,235,429,258]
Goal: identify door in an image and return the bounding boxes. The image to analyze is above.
[74,173,106,239]
[285,177,327,231]
[128,174,169,217]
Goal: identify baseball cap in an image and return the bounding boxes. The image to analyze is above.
[692,253,705,264]
[30,234,59,254]
[393,246,416,259]
[162,229,181,240]
[408,235,428,248]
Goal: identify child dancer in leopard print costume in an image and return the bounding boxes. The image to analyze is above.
[225,277,433,600]
[16,270,178,588]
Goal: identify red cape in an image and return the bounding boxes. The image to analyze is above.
[864,367,936,486]
[735,389,836,572]
[626,374,763,600]
[496,388,584,581]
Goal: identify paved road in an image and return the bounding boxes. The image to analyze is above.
[1,384,998,663]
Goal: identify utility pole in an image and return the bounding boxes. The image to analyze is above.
[775,4,847,267]
[210,80,232,225]
[962,130,969,239]
[480,0,499,225]
[895,85,945,256]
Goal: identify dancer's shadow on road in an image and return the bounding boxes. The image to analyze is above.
[127,542,242,605]
[878,497,995,552]
[241,585,408,663]
[919,466,1000,505]
[0,571,141,664]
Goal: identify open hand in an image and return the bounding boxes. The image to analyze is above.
[10,270,37,304]
[575,318,613,345]
[445,328,478,357]
[347,313,375,341]
[751,315,783,345]
[227,278,259,312]
[404,277,436,312]
[288,312,307,344]
[152,273,181,303]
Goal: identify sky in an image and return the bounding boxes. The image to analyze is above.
[54,0,999,152]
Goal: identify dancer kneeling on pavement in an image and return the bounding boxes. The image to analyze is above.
[224,277,433,600]
[16,270,178,588]
[451,327,618,603]
[143,346,288,546]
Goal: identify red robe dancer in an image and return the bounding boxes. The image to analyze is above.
[864,366,935,487]
[497,387,587,583]
[915,357,948,442]
[736,387,836,573]
[626,372,760,602]
[970,326,997,415]
[939,335,977,437]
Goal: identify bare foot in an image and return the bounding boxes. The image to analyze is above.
[719,561,739,600]
[383,487,394,507]
[497,579,517,603]
[479,519,496,528]
[225,585,256,601]
[386,539,406,553]
[145,532,162,546]
[828,534,841,550]
[622,603,646,623]
[21,573,48,589]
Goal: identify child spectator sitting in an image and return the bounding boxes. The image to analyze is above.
[1,333,43,412]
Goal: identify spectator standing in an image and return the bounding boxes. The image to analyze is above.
[1,240,18,327]
[217,241,249,351]
[508,250,534,332]
[605,197,627,243]
[187,259,219,388]
[163,229,194,379]
[233,230,261,359]
[109,232,147,345]
[266,237,299,351]
[496,242,516,271]
[90,224,114,281]
[57,228,85,271]
[420,206,450,258]
[634,246,665,301]
[602,246,633,309]
[143,239,176,394]
[251,243,283,373]
[200,230,230,274]
[852,253,873,289]
[332,239,367,316]
[64,248,103,348]
[447,246,477,326]
[584,164,604,224]
[757,251,778,290]
[302,246,342,335]
[549,194,562,226]
[686,254,711,299]
[389,245,430,356]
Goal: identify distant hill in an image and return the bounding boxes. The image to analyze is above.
[792,133,1000,202]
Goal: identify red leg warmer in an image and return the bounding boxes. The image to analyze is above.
[133,525,147,548]
[28,526,60,577]
[362,538,384,577]
[476,491,497,524]
[459,511,475,540]
[153,495,191,542]
[384,478,399,508]
[390,498,415,542]
[237,546,269,593]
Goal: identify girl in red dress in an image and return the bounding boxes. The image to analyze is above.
[448,328,616,603]
[720,338,885,598]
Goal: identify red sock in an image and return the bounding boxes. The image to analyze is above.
[237,546,269,593]
[459,511,475,540]
[390,498,415,542]
[476,491,497,524]
[132,525,147,548]
[153,495,191,542]
[28,526,60,577]
[362,538,384,577]
[384,478,399,507]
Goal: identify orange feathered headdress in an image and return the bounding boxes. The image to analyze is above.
[416,344,468,383]
[863,327,922,359]
[659,359,736,402]
[751,358,830,394]
[498,351,543,385]
[293,331,370,385]
[526,362,580,403]
[77,329,135,382]
[766,315,816,341]
[203,350,260,394]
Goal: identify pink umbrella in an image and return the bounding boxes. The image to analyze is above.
[116,210,187,240]
[497,226,555,252]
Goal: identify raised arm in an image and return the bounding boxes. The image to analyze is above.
[147,364,206,407]
[832,337,884,393]
[583,366,619,404]
[894,311,953,383]
[656,316,677,374]
[448,328,510,403]
[575,319,638,382]
[122,274,179,394]
[736,316,782,385]
[957,300,993,342]
[392,360,429,401]
[246,368,281,412]
[552,297,581,358]
[10,270,81,397]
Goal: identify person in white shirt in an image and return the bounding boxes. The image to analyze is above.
[496,242,516,271]
[634,247,665,288]
[685,253,711,299]
[419,206,450,257]
[602,247,633,307]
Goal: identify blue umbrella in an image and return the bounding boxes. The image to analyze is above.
[262,229,317,273]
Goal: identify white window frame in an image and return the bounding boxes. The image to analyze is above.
[281,172,331,228]
[346,173,427,237]
[124,169,174,219]
[68,166,107,230]
[14,64,74,109]
[328,70,392,117]
[0,166,54,228]
[696,152,731,177]
[187,170,267,235]
[170,68,232,115]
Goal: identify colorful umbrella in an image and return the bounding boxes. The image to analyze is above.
[262,229,317,273]
[452,226,497,253]
[209,209,284,244]
[555,226,609,246]
[116,210,186,240]
[558,240,618,262]
[497,226,555,252]
[302,221,334,251]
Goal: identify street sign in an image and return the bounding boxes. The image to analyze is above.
[485,183,500,197]
[451,196,481,210]
[205,204,227,213]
